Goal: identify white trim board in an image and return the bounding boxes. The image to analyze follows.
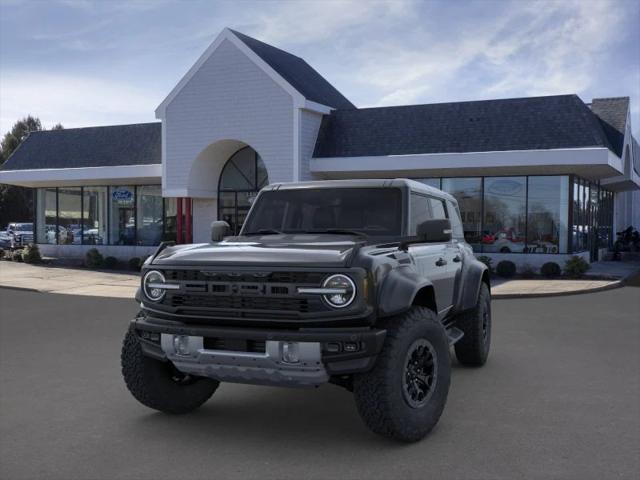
[311,148,624,180]
[0,164,161,188]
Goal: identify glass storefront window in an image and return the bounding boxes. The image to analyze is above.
[34,185,179,247]
[527,176,569,254]
[109,186,136,245]
[415,178,441,189]
[482,177,526,254]
[83,187,107,245]
[57,188,82,245]
[137,185,163,246]
[36,188,57,244]
[441,178,482,251]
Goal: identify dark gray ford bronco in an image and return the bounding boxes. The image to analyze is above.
[122,179,491,442]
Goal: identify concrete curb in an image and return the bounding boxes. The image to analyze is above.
[492,279,624,300]
[0,285,40,293]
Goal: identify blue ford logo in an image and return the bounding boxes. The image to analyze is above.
[112,189,133,202]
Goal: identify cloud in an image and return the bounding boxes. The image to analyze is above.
[246,0,413,45]
[0,0,637,138]
[346,0,629,107]
[0,71,159,132]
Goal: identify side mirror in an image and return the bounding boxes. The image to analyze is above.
[417,219,452,243]
[210,221,231,242]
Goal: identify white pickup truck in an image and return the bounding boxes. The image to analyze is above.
[0,223,34,249]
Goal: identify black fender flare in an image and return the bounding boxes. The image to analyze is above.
[377,266,436,318]
[459,258,490,311]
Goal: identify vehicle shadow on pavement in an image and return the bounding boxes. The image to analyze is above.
[122,358,472,450]
[125,383,439,449]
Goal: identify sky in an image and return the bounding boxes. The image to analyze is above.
[1,0,639,138]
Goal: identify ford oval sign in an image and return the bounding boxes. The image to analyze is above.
[112,188,133,203]
[488,179,523,196]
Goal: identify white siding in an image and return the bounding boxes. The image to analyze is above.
[192,198,217,243]
[163,39,294,194]
[299,109,324,180]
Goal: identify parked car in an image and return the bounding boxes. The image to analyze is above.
[483,228,526,253]
[121,179,492,442]
[1,223,34,249]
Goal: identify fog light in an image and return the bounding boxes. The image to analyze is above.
[173,335,190,356]
[343,342,359,353]
[282,342,300,363]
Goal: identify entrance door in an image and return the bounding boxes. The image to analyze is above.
[218,147,268,235]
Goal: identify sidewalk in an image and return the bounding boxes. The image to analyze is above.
[0,260,638,300]
[0,262,139,298]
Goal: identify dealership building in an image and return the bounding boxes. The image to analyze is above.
[1,28,638,265]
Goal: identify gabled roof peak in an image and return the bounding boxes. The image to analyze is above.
[228,29,355,110]
[156,28,354,117]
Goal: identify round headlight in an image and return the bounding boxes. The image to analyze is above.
[322,274,356,308]
[143,270,166,302]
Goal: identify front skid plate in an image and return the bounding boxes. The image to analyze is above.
[161,334,329,388]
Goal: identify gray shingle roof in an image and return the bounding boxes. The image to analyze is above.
[230,29,355,110]
[313,94,616,158]
[589,97,629,157]
[1,122,161,171]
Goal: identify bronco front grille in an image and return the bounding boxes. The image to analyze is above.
[154,269,359,322]
[163,270,325,285]
[170,294,310,313]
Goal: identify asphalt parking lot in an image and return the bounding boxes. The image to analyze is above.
[0,284,639,480]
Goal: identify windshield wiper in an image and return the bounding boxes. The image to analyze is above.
[301,229,368,237]
[243,229,284,236]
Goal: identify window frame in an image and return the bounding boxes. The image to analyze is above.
[34,184,174,246]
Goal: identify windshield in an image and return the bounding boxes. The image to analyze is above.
[13,223,33,231]
[242,188,402,237]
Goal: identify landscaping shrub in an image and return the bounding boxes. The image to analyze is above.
[85,248,104,268]
[496,260,516,278]
[0,249,5,260]
[103,256,118,269]
[21,244,42,264]
[520,263,535,279]
[477,255,493,273]
[128,257,142,271]
[540,261,561,278]
[564,256,590,278]
[12,250,24,262]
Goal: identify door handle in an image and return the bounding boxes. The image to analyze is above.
[435,258,447,267]
[453,255,461,263]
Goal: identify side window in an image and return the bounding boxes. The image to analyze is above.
[409,193,432,235]
[429,198,447,219]
[446,200,465,239]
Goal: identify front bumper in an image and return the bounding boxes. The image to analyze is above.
[132,315,386,388]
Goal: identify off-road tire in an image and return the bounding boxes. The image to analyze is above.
[353,307,450,442]
[121,329,219,414]
[454,283,491,366]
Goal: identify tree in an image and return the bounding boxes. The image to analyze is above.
[0,116,62,228]
[0,115,43,164]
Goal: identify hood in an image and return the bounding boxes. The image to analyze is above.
[152,234,362,268]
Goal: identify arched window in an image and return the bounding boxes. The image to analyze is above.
[218,146,268,234]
